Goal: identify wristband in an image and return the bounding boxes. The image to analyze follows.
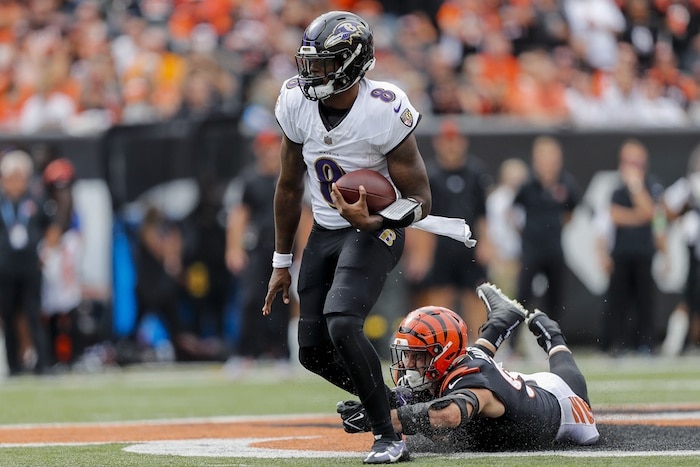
[272,251,293,268]
[396,402,432,435]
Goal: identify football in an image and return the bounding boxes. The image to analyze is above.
[335,169,397,213]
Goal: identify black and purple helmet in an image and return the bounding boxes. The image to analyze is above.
[295,11,375,101]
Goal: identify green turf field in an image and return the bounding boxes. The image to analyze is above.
[0,351,698,466]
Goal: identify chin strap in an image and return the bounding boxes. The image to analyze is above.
[309,83,335,100]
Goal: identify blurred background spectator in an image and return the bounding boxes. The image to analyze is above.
[563,0,626,72]
[660,142,700,355]
[1,0,700,129]
[0,149,51,375]
[3,0,700,370]
[513,136,580,323]
[37,156,82,368]
[179,172,230,361]
[596,139,666,356]
[123,204,215,363]
[224,129,311,374]
[485,157,529,298]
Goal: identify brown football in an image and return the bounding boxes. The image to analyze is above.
[336,169,397,213]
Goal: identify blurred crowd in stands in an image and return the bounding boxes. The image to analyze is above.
[3,0,700,376]
[2,0,700,135]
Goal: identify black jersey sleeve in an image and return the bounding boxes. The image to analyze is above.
[436,346,561,449]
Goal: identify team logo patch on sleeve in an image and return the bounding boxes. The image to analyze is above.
[400,108,413,127]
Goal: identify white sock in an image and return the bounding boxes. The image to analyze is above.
[548,345,571,357]
[661,308,689,356]
[288,316,300,366]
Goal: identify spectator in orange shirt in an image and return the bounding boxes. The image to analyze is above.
[463,31,520,114]
[0,0,24,45]
[0,42,22,129]
[16,51,79,134]
[123,25,187,120]
[504,49,569,125]
[168,0,234,50]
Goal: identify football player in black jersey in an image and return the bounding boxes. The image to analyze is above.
[337,282,599,451]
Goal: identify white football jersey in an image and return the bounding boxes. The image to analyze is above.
[275,77,421,229]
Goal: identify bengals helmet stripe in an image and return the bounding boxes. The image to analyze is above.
[398,306,465,354]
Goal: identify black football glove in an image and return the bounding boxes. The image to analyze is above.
[388,385,414,408]
[336,400,371,433]
[388,385,434,408]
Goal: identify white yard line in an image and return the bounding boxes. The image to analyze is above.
[123,439,700,459]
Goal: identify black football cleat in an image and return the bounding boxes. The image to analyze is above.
[526,308,567,354]
[363,435,409,464]
[476,282,528,351]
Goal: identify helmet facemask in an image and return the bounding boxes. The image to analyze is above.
[390,339,448,391]
[295,44,374,101]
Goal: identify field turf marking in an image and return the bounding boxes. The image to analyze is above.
[124,439,700,459]
[1,407,699,459]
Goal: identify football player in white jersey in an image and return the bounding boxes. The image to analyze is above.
[262,10,432,464]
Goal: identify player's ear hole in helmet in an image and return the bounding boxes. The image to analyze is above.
[390,306,468,391]
[295,10,375,101]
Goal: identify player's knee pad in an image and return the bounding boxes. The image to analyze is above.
[298,345,329,374]
[297,316,328,348]
[298,346,314,372]
[326,313,363,345]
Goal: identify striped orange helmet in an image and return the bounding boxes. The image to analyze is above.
[390,306,468,390]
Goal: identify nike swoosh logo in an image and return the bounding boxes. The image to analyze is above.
[447,377,463,390]
[477,289,492,313]
[393,102,402,113]
[346,411,365,431]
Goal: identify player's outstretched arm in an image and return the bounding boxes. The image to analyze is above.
[273,136,306,252]
[262,135,305,316]
[391,388,503,436]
